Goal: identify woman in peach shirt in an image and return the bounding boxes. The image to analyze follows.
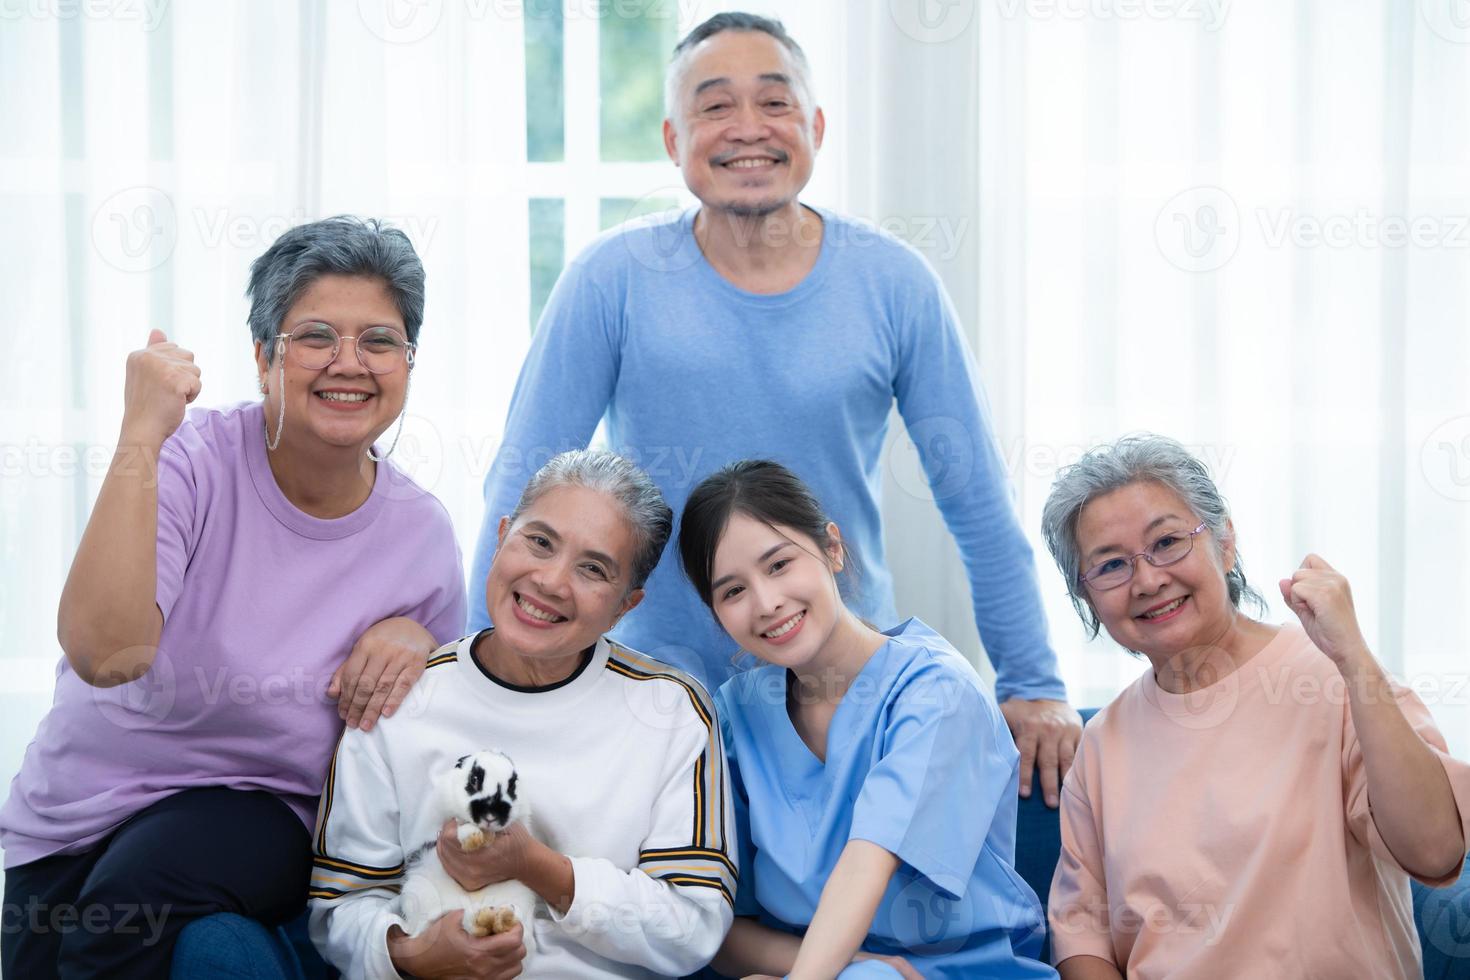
[1040,435,1469,979]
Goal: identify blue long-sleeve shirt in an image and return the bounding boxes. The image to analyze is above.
[470,205,1065,701]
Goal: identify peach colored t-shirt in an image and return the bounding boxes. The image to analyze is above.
[1049,624,1470,979]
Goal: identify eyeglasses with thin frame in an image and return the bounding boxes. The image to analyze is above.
[1080,521,1208,591]
[274,322,415,375]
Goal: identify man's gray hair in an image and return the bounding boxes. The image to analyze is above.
[1040,434,1265,639]
[246,215,425,361]
[663,11,815,121]
[510,450,673,592]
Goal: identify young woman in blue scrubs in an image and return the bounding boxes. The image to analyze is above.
[678,461,1057,980]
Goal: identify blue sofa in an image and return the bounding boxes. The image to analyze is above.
[174,708,1470,978]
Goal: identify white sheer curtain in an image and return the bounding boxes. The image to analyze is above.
[5,0,1469,826]
[837,1,1470,755]
[0,1,528,820]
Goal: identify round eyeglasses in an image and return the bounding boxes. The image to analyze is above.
[274,322,415,374]
[1080,522,1208,591]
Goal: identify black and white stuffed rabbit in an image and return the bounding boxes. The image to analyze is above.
[399,750,539,953]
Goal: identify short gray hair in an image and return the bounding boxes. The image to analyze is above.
[664,12,815,121]
[246,216,425,362]
[1040,434,1266,639]
[509,450,673,592]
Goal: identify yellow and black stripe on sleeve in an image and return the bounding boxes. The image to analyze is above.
[424,647,458,672]
[606,644,737,908]
[637,847,738,908]
[310,731,409,902]
[309,856,405,902]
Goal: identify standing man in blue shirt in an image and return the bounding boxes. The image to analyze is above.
[470,12,1082,807]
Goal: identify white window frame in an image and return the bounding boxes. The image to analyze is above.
[525,2,696,264]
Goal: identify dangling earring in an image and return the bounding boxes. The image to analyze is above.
[368,369,411,462]
[265,342,286,452]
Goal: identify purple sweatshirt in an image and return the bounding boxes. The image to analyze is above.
[1,401,465,868]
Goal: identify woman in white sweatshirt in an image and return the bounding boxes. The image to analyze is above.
[308,450,735,979]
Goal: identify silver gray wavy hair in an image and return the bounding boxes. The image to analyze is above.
[509,450,673,592]
[246,216,424,362]
[1040,434,1266,639]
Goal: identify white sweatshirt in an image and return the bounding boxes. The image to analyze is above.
[308,632,736,978]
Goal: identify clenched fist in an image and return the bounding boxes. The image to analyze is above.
[122,328,202,448]
[1279,554,1371,668]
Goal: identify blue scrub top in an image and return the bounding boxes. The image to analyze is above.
[714,618,1057,979]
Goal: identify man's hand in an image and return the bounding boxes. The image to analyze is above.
[999,698,1082,808]
[330,616,438,732]
[387,914,525,979]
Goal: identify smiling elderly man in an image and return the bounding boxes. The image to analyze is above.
[469,11,1081,806]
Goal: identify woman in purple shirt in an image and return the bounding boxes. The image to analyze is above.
[0,217,467,978]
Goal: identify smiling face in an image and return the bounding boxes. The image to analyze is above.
[487,484,643,662]
[663,30,824,218]
[708,511,845,670]
[254,274,410,454]
[1073,480,1238,663]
